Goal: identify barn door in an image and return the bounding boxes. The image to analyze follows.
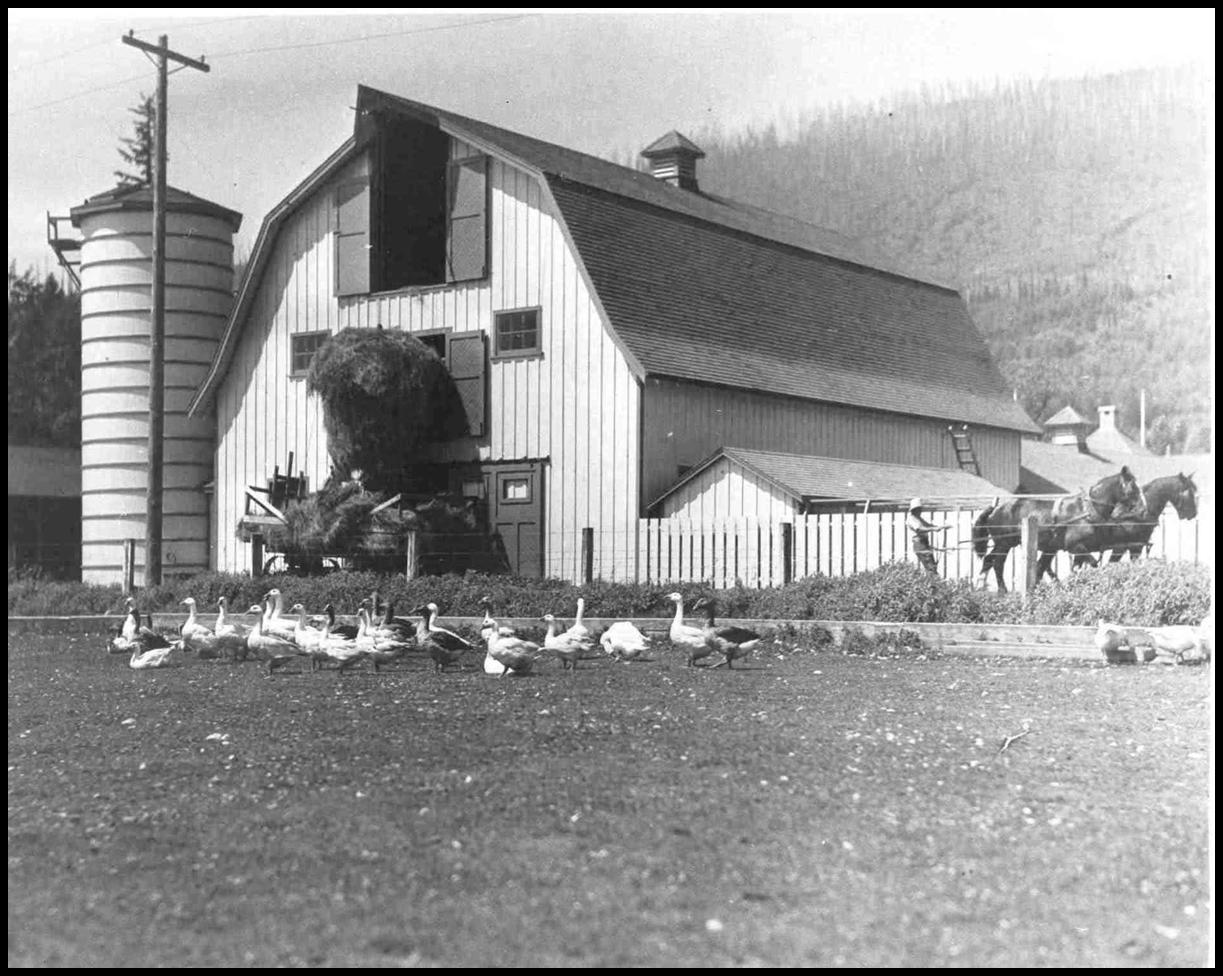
[484,462,544,578]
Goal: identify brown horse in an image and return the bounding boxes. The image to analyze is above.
[1068,473,1198,568]
[971,467,1144,592]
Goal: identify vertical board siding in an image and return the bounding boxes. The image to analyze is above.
[213,143,639,579]
[641,377,1021,511]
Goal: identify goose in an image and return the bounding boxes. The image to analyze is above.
[213,596,244,638]
[479,607,509,675]
[1134,622,1211,665]
[1094,619,1132,662]
[484,624,540,677]
[129,640,177,670]
[542,613,593,671]
[179,597,212,641]
[181,624,249,662]
[666,592,714,666]
[323,603,361,641]
[412,603,474,673]
[245,603,307,675]
[599,621,651,662]
[108,605,147,655]
[371,598,416,642]
[138,613,175,651]
[566,597,592,642]
[693,597,761,669]
[120,596,139,640]
[261,589,299,641]
[360,606,414,672]
[308,611,366,673]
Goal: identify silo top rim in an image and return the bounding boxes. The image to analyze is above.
[69,183,243,231]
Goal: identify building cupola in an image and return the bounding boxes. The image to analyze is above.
[1043,405,1091,453]
[640,131,705,192]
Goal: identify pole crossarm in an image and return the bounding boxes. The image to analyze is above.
[121,31,210,72]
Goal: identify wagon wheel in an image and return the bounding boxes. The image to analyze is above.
[262,554,288,575]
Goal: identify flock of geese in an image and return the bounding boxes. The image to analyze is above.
[108,590,764,676]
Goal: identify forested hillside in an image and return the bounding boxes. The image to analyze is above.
[685,66,1212,454]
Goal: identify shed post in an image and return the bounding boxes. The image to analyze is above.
[780,522,794,584]
[404,529,419,579]
[251,534,264,579]
[122,539,136,595]
[581,527,594,584]
[1020,515,1040,594]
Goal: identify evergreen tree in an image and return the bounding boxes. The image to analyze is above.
[114,93,156,187]
[7,263,81,447]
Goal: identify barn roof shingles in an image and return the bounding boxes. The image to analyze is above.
[193,85,1038,435]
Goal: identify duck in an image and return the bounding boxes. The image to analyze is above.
[666,592,714,666]
[542,613,594,671]
[484,623,540,677]
[599,621,651,662]
[412,602,475,673]
[693,597,761,669]
[245,603,307,675]
[179,597,213,641]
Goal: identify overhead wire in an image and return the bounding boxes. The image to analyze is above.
[8,14,535,118]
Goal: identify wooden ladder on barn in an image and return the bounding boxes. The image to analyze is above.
[948,424,981,476]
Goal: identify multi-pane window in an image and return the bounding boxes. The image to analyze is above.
[290,332,329,376]
[494,308,541,358]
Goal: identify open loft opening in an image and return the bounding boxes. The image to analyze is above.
[337,112,488,296]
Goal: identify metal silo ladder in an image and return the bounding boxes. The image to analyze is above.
[948,424,981,476]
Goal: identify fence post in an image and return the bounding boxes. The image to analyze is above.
[581,527,594,584]
[251,534,263,579]
[404,529,419,579]
[122,539,136,595]
[1020,515,1039,594]
[780,522,794,584]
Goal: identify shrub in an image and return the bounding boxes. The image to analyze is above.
[7,558,1211,627]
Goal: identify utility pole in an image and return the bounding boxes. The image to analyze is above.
[121,31,209,586]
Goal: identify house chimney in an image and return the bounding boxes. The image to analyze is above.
[641,131,705,191]
[1097,404,1118,431]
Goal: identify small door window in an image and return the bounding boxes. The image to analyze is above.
[501,476,531,503]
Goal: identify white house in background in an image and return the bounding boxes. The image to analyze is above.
[189,85,1037,580]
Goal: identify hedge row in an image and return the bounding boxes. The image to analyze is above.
[8,560,1211,627]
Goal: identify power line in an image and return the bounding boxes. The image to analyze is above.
[207,13,534,60]
[7,14,535,118]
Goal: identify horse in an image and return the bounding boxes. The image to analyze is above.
[971,466,1144,593]
[1067,473,1198,569]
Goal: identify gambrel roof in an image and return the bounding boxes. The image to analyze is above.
[192,86,1039,435]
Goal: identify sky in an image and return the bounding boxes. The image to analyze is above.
[7,8,1215,280]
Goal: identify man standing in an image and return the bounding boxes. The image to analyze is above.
[907,497,950,576]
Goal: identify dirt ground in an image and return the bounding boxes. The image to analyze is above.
[8,633,1212,967]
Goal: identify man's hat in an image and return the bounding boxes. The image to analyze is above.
[908,497,923,511]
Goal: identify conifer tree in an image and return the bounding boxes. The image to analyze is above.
[114,93,156,187]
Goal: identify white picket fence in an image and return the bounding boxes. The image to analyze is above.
[629,504,1210,590]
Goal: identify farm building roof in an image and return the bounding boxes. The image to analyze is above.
[1019,439,1211,498]
[653,446,1008,511]
[69,183,243,229]
[191,86,1038,435]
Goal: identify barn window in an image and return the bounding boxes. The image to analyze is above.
[335,122,488,296]
[290,332,330,376]
[493,307,541,359]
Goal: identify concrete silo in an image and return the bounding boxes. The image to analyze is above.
[70,184,242,584]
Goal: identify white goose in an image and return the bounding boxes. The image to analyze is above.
[566,597,592,642]
[261,589,299,641]
[666,592,714,666]
[129,641,177,670]
[310,610,366,673]
[245,603,307,675]
[213,596,244,638]
[599,621,651,662]
[360,605,414,672]
[179,597,212,641]
[542,613,593,671]
[480,608,509,675]
[484,623,541,677]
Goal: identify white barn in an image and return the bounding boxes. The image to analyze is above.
[189,86,1036,580]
